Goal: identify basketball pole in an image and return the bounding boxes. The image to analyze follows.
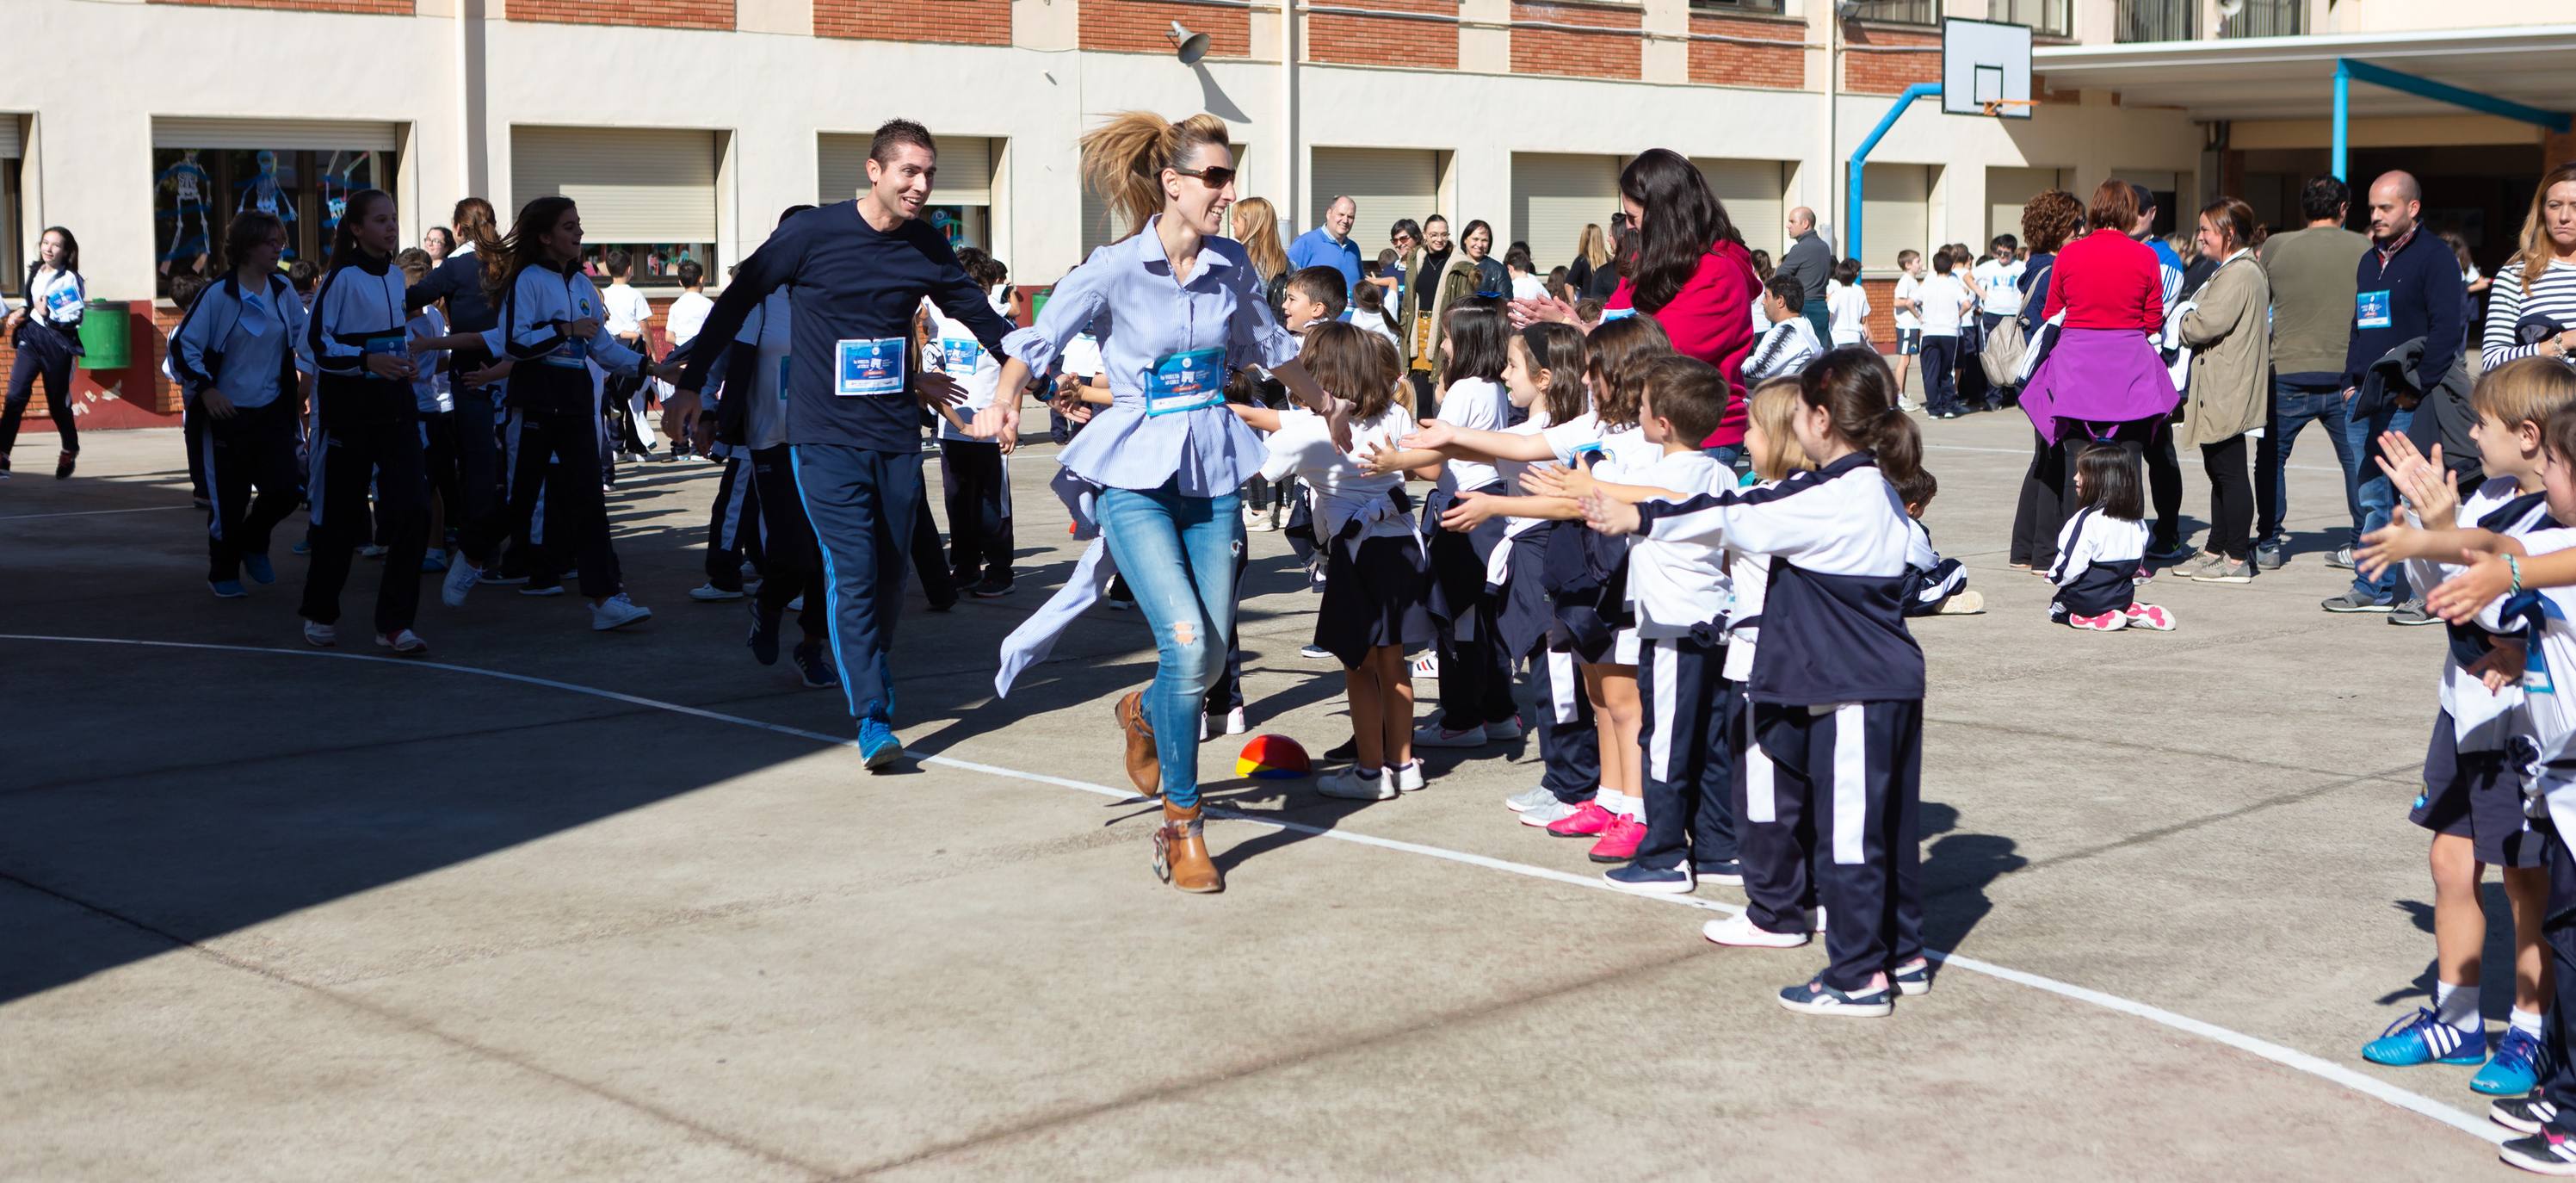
[1844,82,1940,271]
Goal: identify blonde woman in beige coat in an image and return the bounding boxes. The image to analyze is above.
[2173,196,2272,585]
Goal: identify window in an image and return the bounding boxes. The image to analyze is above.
[820,133,999,255]
[2220,0,2301,38]
[513,126,720,288]
[1992,0,2070,37]
[1688,0,1782,14]
[0,116,24,296]
[148,118,401,299]
[2115,0,2193,42]
[1844,0,1937,26]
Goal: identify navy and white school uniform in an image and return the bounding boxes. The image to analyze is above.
[299,251,431,635]
[689,311,764,597]
[1637,453,1927,994]
[1899,518,1970,616]
[170,270,312,583]
[1424,375,1517,732]
[406,243,507,542]
[928,294,1016,586]
[718,290,828,644]
[2046,506,2147,622]
[2404,481,2554,869]
[2491,527,2576,1120]
[407,306,465,549]
[1261,403,1436,669]
[1486,410,1600,807]
[1,264,87,463]
[1537,412,1657,665]
[1624,448,1739,874]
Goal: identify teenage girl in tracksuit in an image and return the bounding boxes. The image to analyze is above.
[1,226,87,479]
[1589,348,1930,1018]
[300,189,433,654]
[170,211,310,598]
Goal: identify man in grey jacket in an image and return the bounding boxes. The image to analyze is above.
[1779,207,1833,342]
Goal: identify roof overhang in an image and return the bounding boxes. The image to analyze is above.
[2032,26,2576,124]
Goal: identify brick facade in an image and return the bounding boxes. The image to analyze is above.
[1311,0,1459,70]
[1841,22,1940,96]
[147,0,412,13]
[502,0,732,28]
[1684,13,1801,90]
[1510,1,1640,81]
[1080,0,1251,56]
[815,0,1009,44]
[1862,276,1898,352]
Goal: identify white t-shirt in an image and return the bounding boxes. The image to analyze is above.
[925,294,1010,443]
[1624,448,1733,637]
[1826,280,1872,346]
[1918,273,1972,336]
[602,283,652,339]
[1974,257,2026,317]
[1434,377,1509,498]
[665,290,714,349]
[731,290,795,452]
[1259,403,1421,544]
[405,307,452,415]
[1510,272,1548,302]
[1893,272,1923,331]
[1060,331,1103,379]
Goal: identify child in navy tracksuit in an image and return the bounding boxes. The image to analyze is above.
[2050,444,2176,632]
[1586,348,1930,1018]
[1893,468,1980,616]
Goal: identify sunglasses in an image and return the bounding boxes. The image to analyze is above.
[1172,165,1237,189]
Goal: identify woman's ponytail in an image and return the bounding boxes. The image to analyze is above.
[1079,111,1232,243]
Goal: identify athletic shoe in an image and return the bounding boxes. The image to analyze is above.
[1603,862,1694,895]
[374,629,429,657]
[357,542,389,559]
[1545,800,1615,838]
[2068,610,2127,631]
[1325,737,1359,760]
[970,574,1016,598]
[481,570,529,586]
[2193,559,2256,584]
[2389,599,2440,626]
[2122,604,2176,630]
[1220,707,1247,736]
[439,559,482,608]
[857,716,905,771]
[1934,590,1986,615]
[2172,553,2228,580]
[420,551,448,574]
[2255,541,2287,569]
[746,599,782,666]
[2493,1094,2561,1136]
[241,554,275,585]
[1393,759,1426,792]
[590,592,652,631]
[2144,541,2196,566]
[1300,644,1332,660]
[2476,1029,2555,1097]
[2501,1129,2576,1176]
[520,581,565,598]
[1317,767,1398,801]
[689,582,746,602]
[1518,797,1581,827]
[1412,720,1486,749]
[1483,714,1525,741]
[302,620,337,647]
[2320,591,2394,613]
[924,592,957,613]
[1504,785,1558,812]
[1702,914,1808,948]
[2326,545,2357,570]
[1776,976,1893,1018]
[792,641,838,689]
[1107,596,1135,611]
[208,579,248,599]
[1588,814,1646,862]
[1892,957,1932,996]
[1696,860,1745,886]
[291,538,311,555]
[2361,1008,2487,1066]
[1410,651,1440,679]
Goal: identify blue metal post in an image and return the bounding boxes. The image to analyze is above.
[2332,59,2350,183]
[2332,57,2571,183]
[1846,83,1941,269]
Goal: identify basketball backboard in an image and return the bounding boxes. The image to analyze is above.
[1942,17,2034,120]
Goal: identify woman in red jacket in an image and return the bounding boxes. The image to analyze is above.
[2022,180,2179,517]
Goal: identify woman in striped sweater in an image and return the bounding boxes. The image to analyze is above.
[2483,164,2576,371]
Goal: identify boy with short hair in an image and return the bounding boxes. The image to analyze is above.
[1826,257,1871,350]
[602,250,658,461]
[1893,468,1980,616]
[1890,250,1924,410]
[1281,265,1348,331]
[1743,273,1822,383]
[1916,249,1974,420]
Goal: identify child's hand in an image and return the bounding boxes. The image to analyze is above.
[916,372,967,409]
[2428,551,2515,624]
[1519,463,1590,501]
[1401,421,1455,451]
[1580,490,1640,537]
[2354,523,2422,579]
[1356,438,1406,477]
[1439,492,1500,532]
[408,334,439,356]
[2471,640,2530,693]
[2377,433,2457,529]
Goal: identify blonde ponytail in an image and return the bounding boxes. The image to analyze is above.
[1079,111,1232,243]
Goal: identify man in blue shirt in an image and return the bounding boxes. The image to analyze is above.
[1286,195,1362,297]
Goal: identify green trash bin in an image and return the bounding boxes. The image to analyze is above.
[77,300,130,370]
[1029,288,1052,324]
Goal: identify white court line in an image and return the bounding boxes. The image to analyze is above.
[0,632,2506,1148]
[1925,442,2351,475]
[0,505,196,522]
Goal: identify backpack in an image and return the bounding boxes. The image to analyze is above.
[1979,264,2048,387]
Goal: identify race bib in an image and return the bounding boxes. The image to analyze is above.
[363,334,405,356]
[2357,289,2392,331]
[836,337,905,398]
[43,285,78,317]
[939,337,983,373]
[1145,347,1224,416]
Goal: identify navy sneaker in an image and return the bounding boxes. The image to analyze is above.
[1602,862,1694,895]
[2501,1128,2576,1176]
[857,716,905,771]
[1892,957,1932,996]
[1695,860,1745,886]
[746,600,781,666]
[2478,1028,2556,1096]
[2495,1094,2563,1136]
[1776,975,1893,1018]
[208,579,248,599]
[242,554,276,585]
[2362,1008,2486,1066]
[793,641,838,690]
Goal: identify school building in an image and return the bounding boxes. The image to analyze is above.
[1,0,2562,430]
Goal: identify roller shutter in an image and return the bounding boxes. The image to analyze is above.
[820,133,993,206]
[1863,164,1931,268]
[1511,153,1620,275]
[1697,158,1786,258]
[1311,148,1438,250]
[513,126,716,243]
[154,118,398,152]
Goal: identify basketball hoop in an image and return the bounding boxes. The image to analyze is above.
[1980,98,2039,117]
[1942,18,2034,121]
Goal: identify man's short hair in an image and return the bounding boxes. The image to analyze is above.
[868,118,936,164]
[2128,183,2158,215]
[2299,176,2350,223]
[1765,272,1806,314]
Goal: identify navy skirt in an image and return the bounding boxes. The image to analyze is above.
[1317,534,1436,669]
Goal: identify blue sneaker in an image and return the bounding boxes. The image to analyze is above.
[1892,957,1932,996]
[745,600,781,666]
[290,538,312,555]
[1776,975,1893,1018]
[2362,1008,2486,1066]
[1602,862,1694,895]
[857,717,905,771]
[241,554,276,585]
[2476,1027,2555,1096]
[208,579,248,599]
[1695,860,1745,886]
[793,641,839,690]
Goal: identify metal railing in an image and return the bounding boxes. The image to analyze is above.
[2115,0,2194,43]
[2220,0,2303,38]
[1688,0,1785,14]
[1992,0,2072,38]
[1842,0,1938,26]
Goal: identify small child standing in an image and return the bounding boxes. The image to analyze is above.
[600,250,658,461]
[2049,444,2176,631]
[1744,273,1824,384]
[1827,257,1872,350]
[1916,249,1975,419]
[1890,250,1924,408]
[1893,468,1981,616]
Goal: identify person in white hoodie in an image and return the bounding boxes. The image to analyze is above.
[1743,273,1823,384]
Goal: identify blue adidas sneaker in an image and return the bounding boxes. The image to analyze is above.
[1776,975,1893,1018]
[2362,1008,2487,1067]
[1602,862,1694,895]
[2477,1028,2556,1097]
[857,716,905,771]
[241,554,276,585]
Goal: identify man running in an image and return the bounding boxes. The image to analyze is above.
[664,118,1014,770]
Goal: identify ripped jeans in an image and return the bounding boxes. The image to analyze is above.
[1098,480,1245,809]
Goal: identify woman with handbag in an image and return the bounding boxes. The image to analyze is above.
[2167,198,2272,585]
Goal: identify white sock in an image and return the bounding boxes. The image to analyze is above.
[1598,790,1634,818]
[2512,1007,2546,1038]
[2433,981,2481,1030]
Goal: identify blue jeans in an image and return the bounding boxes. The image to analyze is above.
[1702,443,1746,478]
[1098,480,1245,809]
[2344,400,2414,604]
[2254,381,2361,551]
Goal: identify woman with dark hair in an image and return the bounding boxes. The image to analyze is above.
[1414,298,1520,750]
[2007,189,2086,568]
[171,211,308,598]
[405,198,510,561]
[1,226,85,479]
[2170,196,2271,585]
[2019,179,2179,544]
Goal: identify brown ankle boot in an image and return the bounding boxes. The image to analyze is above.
[1116,691,1159,797]
[1154,799,1223,893]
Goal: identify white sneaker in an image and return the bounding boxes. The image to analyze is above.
[1483,715,1525,741]
[689,582,745,602]
[590,592,653,631]
[356,542,389,559]
[374,629,429,657]
[1317,767,1399,801]
[1222,707,1247,735]
[1393,759,1426,792]
[1412,721,1487,749]
[1199,714,1214,742]
[1409,652,1440,680]
[1504,784,1557,812]
[439,558,483,608]
[302,620,337,648]
[1702,914,1809,948]
[1518,797,1580,827]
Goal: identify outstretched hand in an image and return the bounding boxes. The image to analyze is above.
[2427,550,2515,624]
[1401,421,1457,452]
[1580,490,1640,536]
[1518,462,1588,500]
[1356,437,1409,478]
[2375,432,2456,530]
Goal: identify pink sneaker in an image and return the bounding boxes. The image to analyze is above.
[2123,603,2175,630]
[1588,814,1647,863]
[1546,800,1615,838]
[2068,610,2128,632]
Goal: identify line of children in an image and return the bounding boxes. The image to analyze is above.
[1915,248,1976,420]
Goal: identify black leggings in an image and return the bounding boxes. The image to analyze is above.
[2200,435,2254,561]
[2010,428,2068,567]
[462,364,621,601]
[0,324,78,461]
[299,375,428,632]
